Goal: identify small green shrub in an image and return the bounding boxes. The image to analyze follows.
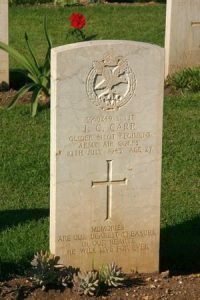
[30,251,80,290]
[9,0,166,4]
[73,263,125,296]
[0,17,51,117]
[99,262,125,287]
[166,67,200,94]
[60,266,79,287]
[9,0,53,5]
[30,251,60,290]
[30,252,126,296]
[54,0,79,6]
[106,0,165,3]
[73,271,99,296]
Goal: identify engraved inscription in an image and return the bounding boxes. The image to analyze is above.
[92,160,127,220]
[66,113,153,158]
[86,51,136,111]
[57,225,157,257]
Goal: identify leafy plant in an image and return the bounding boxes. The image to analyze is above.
[73,270,99,296]
[99,262,125,287]
[9,0,53,4]
[72,263,125,296]
[60,266,79,287]
[54,0,80,6]
[0,258,2,280]
[166,67,200,94]
[30,251,126,296]
[0,17,51,117]
[30,250,60,290]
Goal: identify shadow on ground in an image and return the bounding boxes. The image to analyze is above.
[9,69,28,90]
[160,216,200,274]
[0,208,49,232]
[0,257,33,280]
[0,208,49,279]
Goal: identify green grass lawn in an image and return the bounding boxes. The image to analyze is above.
[0,4,200,278]
[9,4,166,68]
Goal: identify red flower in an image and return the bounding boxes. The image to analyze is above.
[69,13,86,30]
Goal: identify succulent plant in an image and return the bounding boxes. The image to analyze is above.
[73,270,99,296]
[30,250,60,290]
[30,251,125,294]
[99,262,125,287]
[60,266,79,287]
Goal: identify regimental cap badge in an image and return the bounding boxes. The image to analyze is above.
[86,51,136,111]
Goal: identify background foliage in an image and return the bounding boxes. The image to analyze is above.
[9,0,166,5]
[9,0,53,4]
[166,67,200,94]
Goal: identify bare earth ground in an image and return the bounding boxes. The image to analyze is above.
[1,272,200,300]
[0,90,32,107]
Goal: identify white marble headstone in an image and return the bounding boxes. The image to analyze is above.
[0,0,9,86]
[50,40,164,273]
[165,0,200,77]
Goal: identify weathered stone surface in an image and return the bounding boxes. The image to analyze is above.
[165,0,200,77]
[50,40,164,273]
[0,0,9,86]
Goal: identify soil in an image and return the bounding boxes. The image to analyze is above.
[0,271,200,300]
[0,89,32,108]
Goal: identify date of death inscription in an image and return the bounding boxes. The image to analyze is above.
[57,224,157,256]
[63,114,154,158]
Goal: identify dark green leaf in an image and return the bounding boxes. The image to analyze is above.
[7,83,35,109]
[31,86,42,117]
[0,41,40,79]
[25,32,39,69]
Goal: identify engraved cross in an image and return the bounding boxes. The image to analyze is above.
[191,21,200,27]
[92,160,127,220]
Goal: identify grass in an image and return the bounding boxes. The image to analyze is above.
[0,107,50,276]
[161,94,200,272]
[166,67,200,94]
[9,4,166,68]
[0,4,200,278]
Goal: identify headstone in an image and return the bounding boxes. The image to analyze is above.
[50,40,164,273]
[0,0,9,87]
[165,0,200,77]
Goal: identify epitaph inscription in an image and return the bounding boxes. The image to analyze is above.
[51,40,164,273]
[57,226,158,258]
